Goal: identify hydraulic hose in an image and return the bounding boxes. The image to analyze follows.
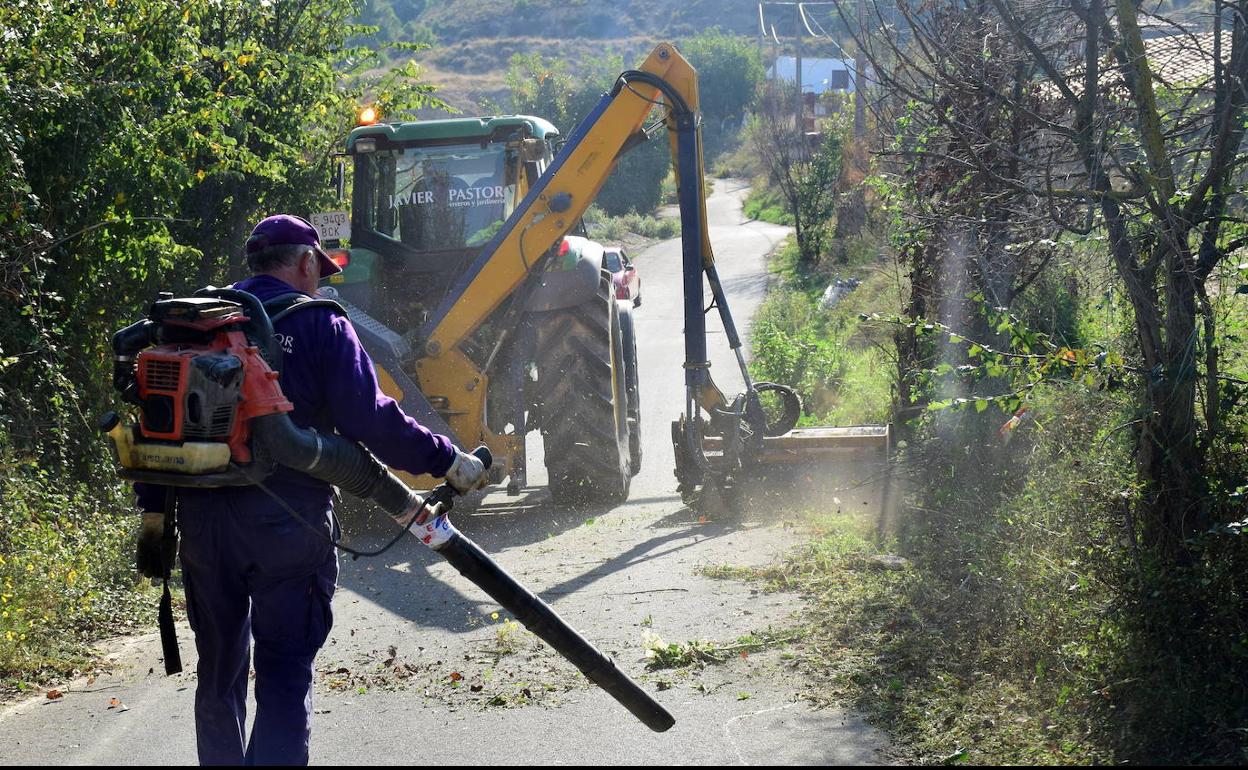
[416,447,676,733]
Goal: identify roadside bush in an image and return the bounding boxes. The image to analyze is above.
[583,205,680,242]
[0,450,151,690]
[751,290,847,408]
[0,0,443,688]
[737,224,1248,762]
[596,136,671,216]
[846,276,1248,762]
[678,29,764,159]
[771,385,1137,763]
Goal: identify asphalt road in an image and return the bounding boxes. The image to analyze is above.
[0,180,890,766]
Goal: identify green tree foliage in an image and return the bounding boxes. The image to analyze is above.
[354,0,436,49]
[748,91,844,265]
[796,129,843,261]
[0,0,443,684]
[502,52,668,216]
[502,52,606,133]
[411,0,767,42]
[502,31,762,216]
[677,28,763,152]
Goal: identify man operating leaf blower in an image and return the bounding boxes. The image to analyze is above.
[107,215,672,765]
[130,215,487,765]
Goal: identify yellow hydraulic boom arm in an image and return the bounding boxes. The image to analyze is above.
[412,42,754,478]
[422,43,708,363]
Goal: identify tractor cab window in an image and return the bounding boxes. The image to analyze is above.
[360,142,518,252]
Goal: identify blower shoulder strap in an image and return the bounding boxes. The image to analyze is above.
[263,292,348,324]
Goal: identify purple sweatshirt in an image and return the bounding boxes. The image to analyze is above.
[135,275,456,510]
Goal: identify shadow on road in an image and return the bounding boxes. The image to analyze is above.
[329,487,716,636]
[533,515,740,600]
[717,271,770,298]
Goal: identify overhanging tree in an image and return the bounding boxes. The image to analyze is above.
[861,0,1248,560]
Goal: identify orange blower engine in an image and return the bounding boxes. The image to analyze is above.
[134,304,291,463]
[105,292,291,485]
[104,287,422,514]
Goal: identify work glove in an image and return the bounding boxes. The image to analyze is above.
[391,495,444,528]
[136,511,170,580]
[445,448,488,495]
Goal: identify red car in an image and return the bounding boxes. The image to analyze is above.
[604,247,641,307]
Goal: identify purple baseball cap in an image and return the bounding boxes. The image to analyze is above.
[245,214,342,278]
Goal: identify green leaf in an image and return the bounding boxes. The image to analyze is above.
[974,399,988,413]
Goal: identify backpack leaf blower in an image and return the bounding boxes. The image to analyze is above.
[103,288,675,733]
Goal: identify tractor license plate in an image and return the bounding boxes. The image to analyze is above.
[311,211,350,242]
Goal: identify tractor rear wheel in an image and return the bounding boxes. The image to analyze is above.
[533,276,631,505]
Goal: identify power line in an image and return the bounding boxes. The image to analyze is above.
[760,2,855,61]
[799,3,825,37]
[801,4,832,38]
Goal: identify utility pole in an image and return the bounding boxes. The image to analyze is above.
[794,2,804,143]
[854,0,866,137]
[758,3,765,66]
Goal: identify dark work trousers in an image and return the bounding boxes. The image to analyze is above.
[178,488,339,766]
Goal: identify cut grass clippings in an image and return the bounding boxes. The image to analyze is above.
[641,629,799,671]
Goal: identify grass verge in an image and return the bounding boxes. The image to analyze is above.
[705,378,1248,764]
[701,500,1113,765]
[742,185,793,225]
[749,235,897,426]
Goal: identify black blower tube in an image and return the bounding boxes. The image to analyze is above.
[250,413,420,517]
[255,431,677,731]
[425,448,677,733]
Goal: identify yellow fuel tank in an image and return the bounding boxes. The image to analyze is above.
[107,419,232,475]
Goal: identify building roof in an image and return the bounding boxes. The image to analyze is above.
[770,56,858,94]
[1037,30,1225,101]
[1145,31,1218,88]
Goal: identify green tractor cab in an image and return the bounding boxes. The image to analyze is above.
[316,113,638,502]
